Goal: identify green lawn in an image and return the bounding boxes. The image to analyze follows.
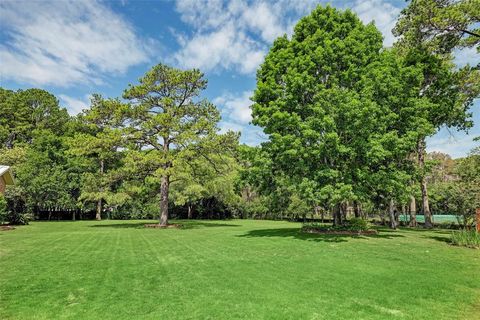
[0,220,479,320]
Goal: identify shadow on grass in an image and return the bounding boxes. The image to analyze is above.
[237,228,404,243]
[90,221,240,229]
[181,221,240,229]
[90,222,149,229]
[428,235,451,244]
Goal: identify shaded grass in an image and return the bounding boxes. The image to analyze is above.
[0,220,479,319]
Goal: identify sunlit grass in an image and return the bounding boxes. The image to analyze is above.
[1,220,479,319]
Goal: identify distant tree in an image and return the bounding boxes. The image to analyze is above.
[0,88,78,221]
[450,147,480,227]
[14,129,76,220]
[426,152,456,184]
[68,95,126,220]
[123,64,236,226]
[170,146,239,219]
[429,147,480,227]
[0,88,69,148]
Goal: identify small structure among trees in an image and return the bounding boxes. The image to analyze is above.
[0,165,14,194]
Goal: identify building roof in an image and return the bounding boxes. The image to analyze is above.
[0,166,15,185]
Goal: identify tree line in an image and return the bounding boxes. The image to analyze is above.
[0,1,479,228]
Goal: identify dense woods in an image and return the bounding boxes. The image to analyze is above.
[0,3,478,230]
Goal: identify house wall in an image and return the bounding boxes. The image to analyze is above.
[0,176,5,194]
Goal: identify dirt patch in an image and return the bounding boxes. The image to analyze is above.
[302,229,378,236]
[144,223,183,229]
[0,225,16,231]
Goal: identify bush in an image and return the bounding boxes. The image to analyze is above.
[450,230,480,249]
[2,187,30,225]
[7,211,30,225]
[347,218,370,231]
[0,194,8,224]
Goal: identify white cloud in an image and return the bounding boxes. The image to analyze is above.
[241,2,286,43]
[352,0,401,47]
[0,0,154,87]
[172,0,305,74]
[173,0,402,74]
[219,121,245,134]
[59,94,91,115]
[214,91,253,124]
[173,23,265,74]
[214,91,267,145]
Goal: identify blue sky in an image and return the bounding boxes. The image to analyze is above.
[0,0,478,157]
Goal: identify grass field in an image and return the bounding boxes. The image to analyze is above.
[1,220,479,320]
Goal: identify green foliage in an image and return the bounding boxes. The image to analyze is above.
[451,229,480,249]
[67,95,128,217]
[122,63,238,224]
[285,194,311,220]
[0,194,7,224]
[428,148,480,227]
[2,186,30,225]
[0,88,69,148]
[251,6,421,223]
[394,0,480,54]
[347,217,370,231]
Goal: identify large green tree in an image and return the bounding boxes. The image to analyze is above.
[0,88,76,222]
[252,6,418,226]
[394,0,480,227]
[123,64,235,226]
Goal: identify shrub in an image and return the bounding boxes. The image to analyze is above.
[0,194,7,224]
[450,230,480,249]
[7,211,30,225]
[2,187,30,225]
[347,218,370,231]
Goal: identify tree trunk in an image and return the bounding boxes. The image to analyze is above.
[333,204,342,226]
[96,199,102,221]
[389,199,396,229]
[159,138,171,226]
[96,159,105,221]
[420,178,433,228]
[72,210,75,221]
[409,195,417,227]
[353,200,361,218]
[187,204,193,219]
[341,202,347,221]
[417,139,433,228]
[159,174,169,226]
[400,205,406,225]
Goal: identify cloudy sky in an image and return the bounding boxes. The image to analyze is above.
[0,0,478,157]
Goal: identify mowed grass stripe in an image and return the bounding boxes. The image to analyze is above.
[0,220,479,319]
